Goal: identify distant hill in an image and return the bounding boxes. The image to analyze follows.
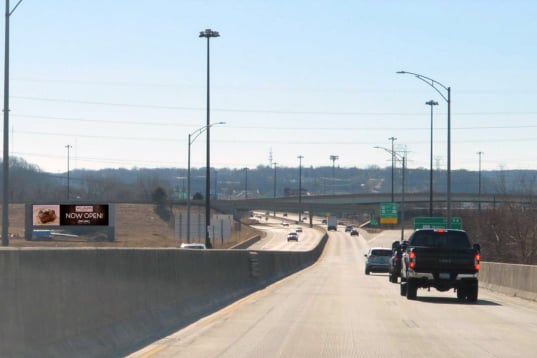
[3,157,536,203]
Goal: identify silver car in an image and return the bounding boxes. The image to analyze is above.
[364,248,392,275]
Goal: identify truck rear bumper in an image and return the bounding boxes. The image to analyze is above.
[405,272,478,291]
[408,272,478,280]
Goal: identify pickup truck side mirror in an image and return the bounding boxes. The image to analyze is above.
[473,243,481,253]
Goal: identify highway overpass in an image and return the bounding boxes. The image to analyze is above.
[175,192,537,214]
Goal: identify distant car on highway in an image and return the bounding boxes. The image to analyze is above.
[350,229,359,236]
[364,248,392,275]
[295,227,303,233]
[287,232,299,241]
[180,243,207,249]
[345,225,353,232]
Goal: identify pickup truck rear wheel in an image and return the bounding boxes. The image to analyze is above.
[457,287,466,300]
[466,283,478,303]
[406,279,417,300]
[457,282,478,303]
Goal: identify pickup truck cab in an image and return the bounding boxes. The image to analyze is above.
[400,229,481,303]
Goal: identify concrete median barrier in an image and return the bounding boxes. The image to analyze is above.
[480,262,537,302]
[0,234,327,357]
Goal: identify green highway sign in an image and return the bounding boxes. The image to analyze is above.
[380,202,398,224]
[413,217,462,230]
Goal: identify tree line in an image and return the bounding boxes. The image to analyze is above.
[3,157,537,264]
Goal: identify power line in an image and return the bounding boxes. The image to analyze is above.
[13,95,537,117]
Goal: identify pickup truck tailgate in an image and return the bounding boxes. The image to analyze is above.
[411,248,478,274]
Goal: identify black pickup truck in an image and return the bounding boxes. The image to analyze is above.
[400,229,481,303]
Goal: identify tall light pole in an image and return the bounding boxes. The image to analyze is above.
[400,155,406,241]
[199,28,219,248]
[329,155,338,194]
[243,167,248,199]
[298,155,303,221]
[273,162,278,216]
[65,144,72,200]
[389,137,397,202]
[426,100,438,217]
[398,70,452,227]
[187,122,224,244]
[2,0,23,246]
[477,151,483,211]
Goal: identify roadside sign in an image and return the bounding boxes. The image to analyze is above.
[413,217,462,230]
[380,202,398,224]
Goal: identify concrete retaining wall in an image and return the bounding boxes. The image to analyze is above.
[479,261,537,302]
[0,234,327,358]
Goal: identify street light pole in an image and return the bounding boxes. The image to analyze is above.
[401,155,406,241]
[186,122,224,244]
[2,0,23,246]
[477,151,483,211]
[273,162,277,216]
[243,167,248,199]
[199,28,219,248]
[298,155,303,221]
[65,144,72,200]
[389,137,397,202]
[426,100,438,217]
[398,71,452,228]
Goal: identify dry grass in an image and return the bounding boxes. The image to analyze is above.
[3,203,260,249]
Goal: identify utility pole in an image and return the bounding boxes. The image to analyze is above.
[2,0,24,246]
[426,100,438,216]
[477,151,483,211]
[297,155,304,221]
[389,137,397,202]
[65,144,72,200]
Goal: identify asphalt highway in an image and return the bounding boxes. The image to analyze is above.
[129,229,537,357]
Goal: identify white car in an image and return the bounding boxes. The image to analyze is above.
[180,243,207,249]
[287,232,299,241]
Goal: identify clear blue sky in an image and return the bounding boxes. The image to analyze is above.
[5,0,537,173]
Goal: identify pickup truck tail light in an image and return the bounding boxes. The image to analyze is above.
[409,250,416,269]
[474,253,481,271]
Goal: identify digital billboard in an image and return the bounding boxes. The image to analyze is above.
[32,204,109,226]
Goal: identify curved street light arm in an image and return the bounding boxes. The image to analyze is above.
[374,145,404,161]
[397,71,449,102]
[9,0,24,16]
[189,121,225,144]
